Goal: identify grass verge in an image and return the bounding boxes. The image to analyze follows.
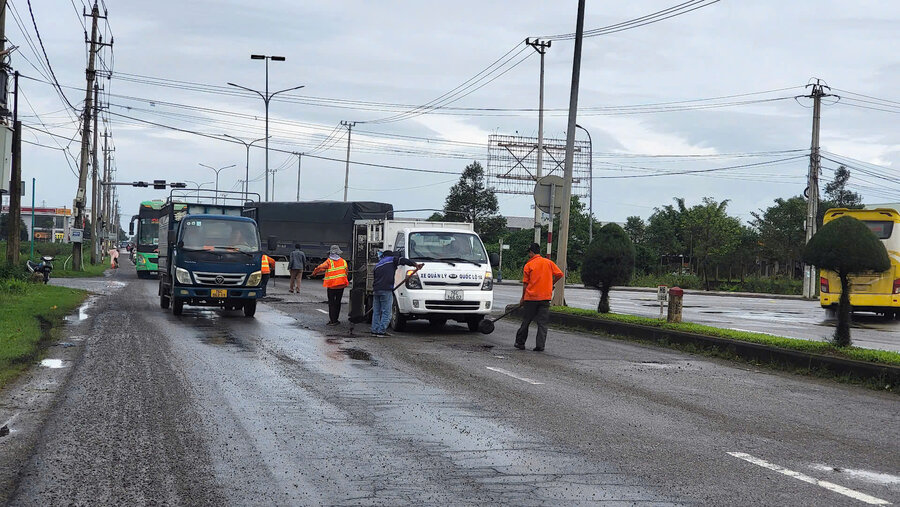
[53,261,109,278]
[0,282,87,388]
[552,306,900,367]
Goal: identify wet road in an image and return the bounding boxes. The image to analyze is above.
[2,272,898,505]
[492,282,900,352]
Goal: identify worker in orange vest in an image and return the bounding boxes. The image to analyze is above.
[310,245,349,326]
[260,253,274,297]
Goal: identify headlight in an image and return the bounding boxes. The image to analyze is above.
[175,267,192,284]
[481,271,493,291]
[406,270,422,289]
[247,270,262,287]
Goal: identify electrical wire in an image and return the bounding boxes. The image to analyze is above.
[542,0,721,41]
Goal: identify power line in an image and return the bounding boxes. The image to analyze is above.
[25,0,78,112]
[542,0,721,41]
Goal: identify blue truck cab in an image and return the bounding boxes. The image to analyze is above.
[157,191,267,317]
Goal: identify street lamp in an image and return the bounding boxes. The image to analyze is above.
[184,180,214,201]
[575,123,593,244]
[228,54,304,201]
[222,134,269,202]
[199,163,236,205]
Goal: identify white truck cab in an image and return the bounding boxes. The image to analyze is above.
[354,220,497,332]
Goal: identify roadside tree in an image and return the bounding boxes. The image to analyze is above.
[439,161,506,244]
[751,196,806,278]
[802,216,890,346]
[581,223,635,313]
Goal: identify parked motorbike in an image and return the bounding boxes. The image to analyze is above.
[26,256,54,283]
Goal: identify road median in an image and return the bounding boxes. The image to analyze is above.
[514,305,900,389]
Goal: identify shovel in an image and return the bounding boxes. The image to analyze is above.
[348,265,423,324]
[478,303,523,334]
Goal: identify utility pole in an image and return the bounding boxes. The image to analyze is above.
[72,2,100,271]
[551,0,586,307]
[341,121,355,202]
[802,79,831,299]
[102,130,109,247]
[526,37,551,245]
[90,83,99,264]
[295,152,303,201]
[6,70,21,266]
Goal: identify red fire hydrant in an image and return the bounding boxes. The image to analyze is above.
[667,286,683,323]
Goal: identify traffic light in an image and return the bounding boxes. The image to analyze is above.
[169,182,187,188]
[153,180,167,189]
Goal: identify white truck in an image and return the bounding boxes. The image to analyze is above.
[348,219,499,332]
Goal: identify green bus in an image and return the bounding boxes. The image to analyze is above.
[129,200,184,278]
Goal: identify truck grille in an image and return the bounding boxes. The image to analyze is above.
[423,281,481,287]
[193,271,246,286]
[425,300,481,311]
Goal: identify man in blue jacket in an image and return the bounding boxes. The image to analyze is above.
[372,250,422,336]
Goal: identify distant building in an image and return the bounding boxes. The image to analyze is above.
[1,206,75,242]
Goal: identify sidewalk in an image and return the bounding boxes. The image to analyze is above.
[495,279,806,301]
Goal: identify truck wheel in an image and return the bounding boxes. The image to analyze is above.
[467,316,484,332]
[390,301,407,332]
[172,297,184,316]
[160,293,170,309]
[243,300,257,317]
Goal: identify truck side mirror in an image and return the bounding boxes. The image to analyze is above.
[167,230,176,244]
[128,223,134,236]
[489,253,500,266]
[267,236,278,251]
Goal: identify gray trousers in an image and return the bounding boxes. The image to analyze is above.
[515,300,550,349]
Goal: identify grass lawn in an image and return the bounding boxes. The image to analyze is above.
[553,306,900,367]
[53,261,109,278]
[0,282,87,388]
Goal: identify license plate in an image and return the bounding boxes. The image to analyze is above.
[444,290,463,301]
[211,289,227,298]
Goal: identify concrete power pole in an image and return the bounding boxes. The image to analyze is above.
[802,79,831,299]
[72,2,100,271]
[526,38,550,245]
[102,130,110,245]
[551,0,586,307]
[295,152,303,201]
[90,83,99,264]
[341,121,355,202]
[6,71,22,265]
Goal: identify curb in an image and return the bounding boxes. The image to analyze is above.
[510,306,899,386]
[496,281,805,301]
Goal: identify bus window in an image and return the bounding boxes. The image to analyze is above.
[864,221,894,240]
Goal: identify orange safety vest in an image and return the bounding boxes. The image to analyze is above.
[322,258,348,289]
[261,255,271,275]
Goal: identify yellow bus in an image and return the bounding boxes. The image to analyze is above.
[819,206,900,319]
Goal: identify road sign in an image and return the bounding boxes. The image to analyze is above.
[533,175,565,214]
[501,244,510,250]
[70,228,83,243]
[657,285,669,301]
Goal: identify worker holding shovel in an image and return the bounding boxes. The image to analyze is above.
[371,250,422,336]
[515,243,563,351]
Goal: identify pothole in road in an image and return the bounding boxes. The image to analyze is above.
[447,343,496,352]
[338,347,376,364]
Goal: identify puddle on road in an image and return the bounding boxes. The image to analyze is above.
[64,301,93,322]
[40,359,66,368]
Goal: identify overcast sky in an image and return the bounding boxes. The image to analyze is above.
[4,0,899,231]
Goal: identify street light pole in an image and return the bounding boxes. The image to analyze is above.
[198,163,236,204]
[575,123,593,244]
[184,180,214,200]
[228,55,302,202]
[223,134,268,202]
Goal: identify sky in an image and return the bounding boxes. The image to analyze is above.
[3,0,899,232]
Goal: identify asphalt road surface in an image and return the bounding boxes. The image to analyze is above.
[492,282,900,353]
[1,271,897,505]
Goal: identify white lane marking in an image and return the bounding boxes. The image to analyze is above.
[810,464,900,486]
[486,366,544,385]
[316,309,329,315]
[727,452,891,505]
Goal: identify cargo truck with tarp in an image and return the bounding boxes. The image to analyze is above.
[158,190,269,317]
[243,201,393,275]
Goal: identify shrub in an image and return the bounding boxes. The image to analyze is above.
[582,223,635,313]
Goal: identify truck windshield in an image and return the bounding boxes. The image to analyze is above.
[408,231,488,265]
[181,219,259,252]
[863,221,894,240]
[138,218,159,246]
